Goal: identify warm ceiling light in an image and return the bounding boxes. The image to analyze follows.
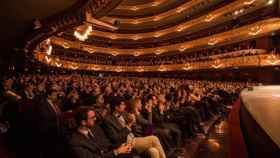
[115,67,122,72]
[132,35,141,40]
[74,25,92,41]
[212,59,224,69]
[266,54,280,65]
[153,32,164,38]
[176,7,185,13]
[158,66,166,72]
[248,26,262,36]
[137,66,144,72]
[176,26,185,32]
[155,49,164,55]
[45,56,52,63]
[267,0,274,5]
[88,49,95,54]
[132,20,141,24]
[179,46,187,52]
[134,52,141,56]
[46,45,53,55]
[244,0,256,5]
[109,35,118,40]
[208,38,219,46]
[62,42,70,49]
[131,6,139,11]
[205,14,215,22]
[55,62,62,67]
[112,52,119,56]
[182,63,192,70]
[151,1,161,6]
[91,66,100,71]
[234,9,244,16]
[70,65,79,70]
[153,16,161,21]
[46,39,51,45]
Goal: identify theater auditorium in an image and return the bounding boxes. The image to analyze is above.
[0,0,280,158]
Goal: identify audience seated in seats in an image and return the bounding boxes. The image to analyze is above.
[102,96,167,158]
[0,74,257,158]
[70,106,134,158]
[130,97,179,157]
[151,94,183,154]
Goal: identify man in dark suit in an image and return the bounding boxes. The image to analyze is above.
[69,107,133,158]
[102,96,166,158]
[35,85,65,158]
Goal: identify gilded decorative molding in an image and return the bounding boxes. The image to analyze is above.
[24,0,122,53]
[90,0,267,40]
[50,18,280,55]
[34,49,280,72]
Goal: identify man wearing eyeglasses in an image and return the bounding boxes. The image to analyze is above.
[70,107,133,158]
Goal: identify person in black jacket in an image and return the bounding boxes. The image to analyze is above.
[35,85,66,158]
[69,107,133,158]
[102,96,166,158]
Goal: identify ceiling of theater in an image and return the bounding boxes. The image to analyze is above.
[23,0,280,72]
[0,0,78,53]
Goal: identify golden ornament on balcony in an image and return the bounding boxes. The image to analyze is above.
[74,25,92,41]
[266,54,280,65]
[248,26,263,36]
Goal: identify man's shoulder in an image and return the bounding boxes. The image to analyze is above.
[69,132,85,146]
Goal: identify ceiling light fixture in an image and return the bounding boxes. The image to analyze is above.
[55,62,62,67]
[109,35,118,40]
[62,42,70,49]
[132,35,141,40]
[266,54,280,65]
[182,63,192,70]
[45,56,52,63]
[212,59,224,69]
[74,25,92,41]
[132,20,141,24]
[46,45,53,55]
[205,14,215,22]
[70,65,79,70]
[131,6,139,11]
[179,46,187,52]
[153,32,164,38]
[155,49,164,55]
[153,16,161,21]
[267,0,274,5]
[158,66,166,72]
[208,38,219,46]
[176,7,185,13]
[244,0,256,5]
[176,26,185,32]
[248,26,262,36]
[134,52,141,56]
[137,66,144,72]
[112,52,119,56]
[151,1,161,6]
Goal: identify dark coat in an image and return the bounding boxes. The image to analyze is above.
[70,124,120,158]
[102,114,131,146]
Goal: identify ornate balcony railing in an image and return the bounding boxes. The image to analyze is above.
[34,49,280,72]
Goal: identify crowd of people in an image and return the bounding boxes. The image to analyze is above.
[56,41,257,66]
[0,74,257,158]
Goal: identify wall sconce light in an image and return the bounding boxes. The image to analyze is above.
[248,26,262,36]
[208,38,219,46]
[74,25,92,41]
